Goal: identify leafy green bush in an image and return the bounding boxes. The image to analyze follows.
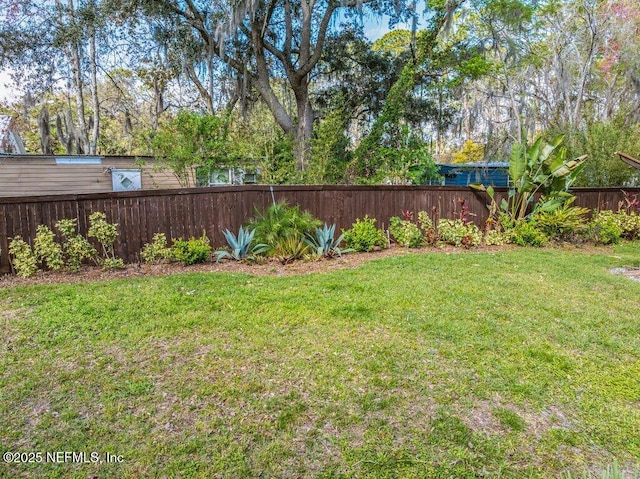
[508,220,549,247]
[55,218,97,271]
[101,257,125,269]
[141,233,174,264]
[474,135,586,223]
[437,219,482,248]
[532,199,589,242]
[88,212,124,269]
[484,229,508,246]
[417,210,438,245]
[248,201,321,255]
[147,110,231,187]
[172,232,212,265]
[8,236,39,277]
[389,216,424,248]
[33,225,64,271]
[613,211,640,240]
[417,211,434,231]
[588,211,623,245]
[342,216,388,252]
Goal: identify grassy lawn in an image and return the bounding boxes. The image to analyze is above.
[1,245,640,478]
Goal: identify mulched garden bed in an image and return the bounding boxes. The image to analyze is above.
[2,243,637,288]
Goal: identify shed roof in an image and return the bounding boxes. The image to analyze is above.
[437,162,509,169]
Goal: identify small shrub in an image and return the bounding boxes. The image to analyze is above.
[101,258,125,269]
[589,209,640,244]
[532,199,589,242]
[248,201,321,255]
[389,216,423,248]
[484,229,508,246]
[55,218,97,271]
[342,216,387,252]
[88,212,123,269]
[33,225,64,271]
[588,211,623,245]
[508,220,548,247]
[417,210,434,231]
[8,236,39,277]
[141,233,174,264]
[613,211,640,240]
[437,219,482,248]
[418,211,438,245]
[172,232,212,265]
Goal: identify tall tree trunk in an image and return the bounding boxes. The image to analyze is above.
[293,81,314,171]
[70,41,90,154]
[38,106,54,154]
[152,74,164,130]
[89,27,100,155]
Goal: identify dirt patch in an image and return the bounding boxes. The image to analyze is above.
[610,267,640,282]
[462,399,578,438]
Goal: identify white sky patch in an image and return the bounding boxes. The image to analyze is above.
[364,19,394,41]
[0,69,19,103]
[363,13,421,41]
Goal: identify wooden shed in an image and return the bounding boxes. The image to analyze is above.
[0,155,193,197]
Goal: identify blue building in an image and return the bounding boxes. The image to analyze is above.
[431,162,510,187]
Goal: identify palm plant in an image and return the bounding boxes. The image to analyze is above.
[248,201,321,255]
[215,226,267,261]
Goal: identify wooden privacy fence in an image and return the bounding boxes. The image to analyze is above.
[1,185,638,273]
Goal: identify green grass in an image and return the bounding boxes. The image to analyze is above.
[1,245,640,478]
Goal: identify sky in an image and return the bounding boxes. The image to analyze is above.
[0,70,15,102]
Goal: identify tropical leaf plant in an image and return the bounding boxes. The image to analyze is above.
[472,135,587,221]
[304,223,352,258]
[215,226,268,261]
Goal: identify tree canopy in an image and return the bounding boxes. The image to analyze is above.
[1,0,639,186]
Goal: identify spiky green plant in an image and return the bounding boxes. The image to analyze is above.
[304,223,352,258]
[215,226,268,261]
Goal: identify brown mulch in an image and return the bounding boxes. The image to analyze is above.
[0,245,500,288]
[0,243,636,288]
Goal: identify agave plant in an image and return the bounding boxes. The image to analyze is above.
[304,223,352,258]
[215,226,267,261]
